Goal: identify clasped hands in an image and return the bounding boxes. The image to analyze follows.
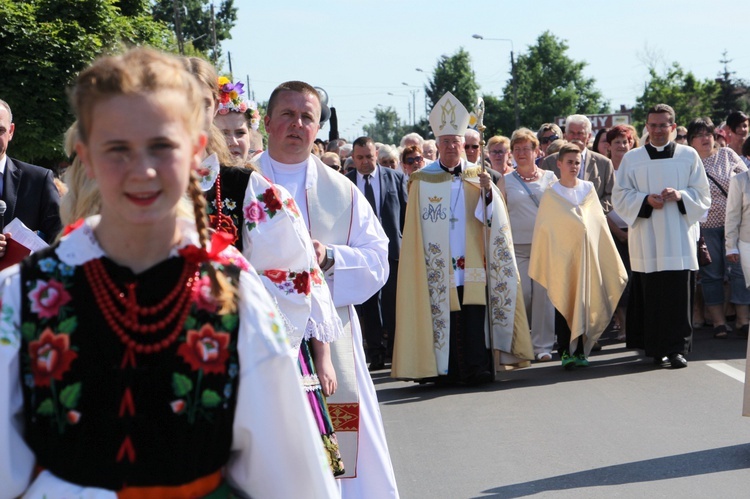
[647,188,681,209]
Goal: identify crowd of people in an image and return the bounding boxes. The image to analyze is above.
[1,44,750,497]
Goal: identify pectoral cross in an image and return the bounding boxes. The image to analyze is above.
[449,216,458,229]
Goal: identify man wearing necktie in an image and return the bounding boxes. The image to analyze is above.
[346,136,407,371]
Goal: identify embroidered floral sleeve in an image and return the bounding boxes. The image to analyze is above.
[241,175,343,350]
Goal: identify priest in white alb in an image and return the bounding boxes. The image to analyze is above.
[391,92,532,384]
[612,103,710,369]
[254,81,399,498]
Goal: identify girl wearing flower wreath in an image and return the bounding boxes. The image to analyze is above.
[185,58,346,476]
[0,48,337,497]
[214,76,263,164]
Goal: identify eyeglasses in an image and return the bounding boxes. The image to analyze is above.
[540,135,559,144]
[464,144,480,150]
[647,123,673,130]
[489,149,508,155]
[512,146,533,154]
[693,132,712,140]
[675,134,687,140]
[404,156,423,165]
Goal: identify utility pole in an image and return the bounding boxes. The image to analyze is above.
[210,3,218,64]
[172,0,184,55]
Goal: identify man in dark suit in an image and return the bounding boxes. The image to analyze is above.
[0,99,62,254]
[346,136,407,370]
[539,114,615,213]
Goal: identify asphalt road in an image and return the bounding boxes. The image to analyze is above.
[374,327,750,499]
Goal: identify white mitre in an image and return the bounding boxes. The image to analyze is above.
[429,91,471,138]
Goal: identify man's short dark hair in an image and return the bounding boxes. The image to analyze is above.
[352,136,374,149]
[267,80,320,118]
[686,117,715,145]
[726,111,749,133]
[646,104,676,124]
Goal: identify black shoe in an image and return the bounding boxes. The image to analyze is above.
[368,360,385,371]
[591,341,602,352]
[668,353,688,369]
[653,356,669,367]
[467,370,494,385]
[368,353,385,371]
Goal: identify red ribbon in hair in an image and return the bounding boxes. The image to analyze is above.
[63,218,85,236]
[179,231,234,265]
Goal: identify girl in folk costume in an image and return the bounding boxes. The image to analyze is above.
[185,59,345,475]
[0,48,336,497]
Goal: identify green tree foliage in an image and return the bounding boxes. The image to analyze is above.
[633,63,720,128]
[151,0,237,62]
[489,31,608,136]
[0,0,172,165]
[363,106,410,145]
[425,48,479,113]
[714,51,750,119]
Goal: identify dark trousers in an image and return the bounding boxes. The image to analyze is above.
[555,309,582,356]
[358,259,398,362]
[627,270,693,358]
[445,286,494,383]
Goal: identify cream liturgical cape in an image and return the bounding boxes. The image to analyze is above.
[529,185,628,356]
[392,163,532,380]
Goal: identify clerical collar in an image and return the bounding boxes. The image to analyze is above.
[645,142,676,160]
[439,162,462,176]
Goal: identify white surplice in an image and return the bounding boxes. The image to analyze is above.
[258,153,400,499]
[0,217,338,499]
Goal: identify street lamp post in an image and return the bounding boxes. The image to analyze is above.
[402,82,419,126]
[472,34,519,129]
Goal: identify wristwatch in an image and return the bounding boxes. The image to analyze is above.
[321,246,335,272]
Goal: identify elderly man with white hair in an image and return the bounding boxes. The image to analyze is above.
[392,92,532,385]
[400,132,424,149]
[540,114,615,213]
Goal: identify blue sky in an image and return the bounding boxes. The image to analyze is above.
[222,0,750,142]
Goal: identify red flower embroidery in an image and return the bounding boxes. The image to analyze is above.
[28,279,72,319]
[178,324,231,375]
[192,275,218,312]
[311,268,323,285]
[457,257,465,270]
[293,271,311,295]
[264,269,288,284]
[28,328,77,387]
[262,186,283,212]
[283,198,301,218]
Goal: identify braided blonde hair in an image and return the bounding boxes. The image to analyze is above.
[71,47,236,311]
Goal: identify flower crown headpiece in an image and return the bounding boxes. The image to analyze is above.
[217,76,260,130]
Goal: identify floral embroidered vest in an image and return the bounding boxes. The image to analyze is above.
[205,166,251,252]
[19,247,242,490]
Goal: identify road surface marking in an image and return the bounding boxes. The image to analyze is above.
[707,362,745,383]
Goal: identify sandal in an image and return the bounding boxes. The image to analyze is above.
[536,352,553,362]
[713,325,729,339]
[737,324,749,339]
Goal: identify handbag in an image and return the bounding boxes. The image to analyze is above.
[697,235,712,267]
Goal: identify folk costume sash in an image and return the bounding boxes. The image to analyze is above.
[257,152,360,479]
[392,165,531,379]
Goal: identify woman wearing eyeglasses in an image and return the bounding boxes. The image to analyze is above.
[505,128,558,361]
[690,117,750,339]
[400,145,425,177]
